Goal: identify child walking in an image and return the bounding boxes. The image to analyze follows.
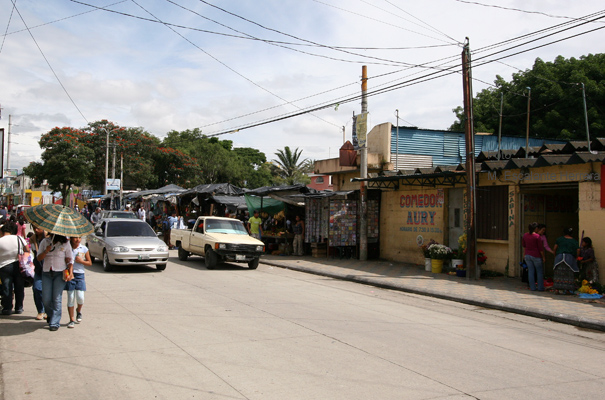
[65,237,92,328]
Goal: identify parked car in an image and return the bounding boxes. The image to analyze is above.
[99,210,137,220]
[171,216,264,269]
[87,218,169,271]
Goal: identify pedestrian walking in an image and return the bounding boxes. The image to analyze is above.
[0,221,28,315]
[137,206,146,221]
[293,215,305,256]
[16,215,27,237]
[65,237,91,328]
[28,227,48,320]
[522,222,545,292]
[90,207,102,224]
[248,210,263,240]
[37,235,73,331]
[553,227,580,294]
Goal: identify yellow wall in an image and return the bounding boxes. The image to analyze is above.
[380,187,445,264]
[578,180,605,282]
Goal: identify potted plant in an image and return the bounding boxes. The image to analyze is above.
[428,243,452,273]
[477,250,487,266]
[420,239,436,272]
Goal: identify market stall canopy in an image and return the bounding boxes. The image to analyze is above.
[125,184,185,199]
[243,184,311,197]
[211,195,247,210]
[179,183,244,197]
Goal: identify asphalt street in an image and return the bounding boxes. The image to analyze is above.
[1,252,605,399]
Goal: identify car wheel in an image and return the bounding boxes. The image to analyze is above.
[102,251,114,272]
[248,257,259,270]
[156,264,167,271]
[177,246,189,261]
[205,249,217,270]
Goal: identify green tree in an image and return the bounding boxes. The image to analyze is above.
[83,120,160,189]
[23,127,95,202]
[450,54,605,140]
[273,146,310,185]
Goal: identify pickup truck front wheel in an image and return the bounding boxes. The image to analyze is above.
[205,249,217,270]
[178,246,189,261]
[248,257,259,269]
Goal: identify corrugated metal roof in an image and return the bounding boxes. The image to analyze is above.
[392,154,432,170]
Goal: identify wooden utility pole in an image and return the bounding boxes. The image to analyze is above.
[462,39,478,280]
[359,66,368,261]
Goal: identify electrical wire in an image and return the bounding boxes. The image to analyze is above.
[9,0,88,123]
[2,0,128,38]
[454,0,605,23]
[310,0,459,45]
[130,0,341,128]
[0,0,16,54]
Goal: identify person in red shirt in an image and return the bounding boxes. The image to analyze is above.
[522,222,545,291]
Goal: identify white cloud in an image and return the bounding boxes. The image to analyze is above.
[1,0,602,178]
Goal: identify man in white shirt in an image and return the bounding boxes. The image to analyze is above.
[138,206,146,221]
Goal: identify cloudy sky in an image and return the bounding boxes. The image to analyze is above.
[1,0,603,173]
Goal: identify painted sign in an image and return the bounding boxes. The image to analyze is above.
[399,189,444,234]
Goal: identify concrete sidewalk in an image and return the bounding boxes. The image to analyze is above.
[261,254,605,332]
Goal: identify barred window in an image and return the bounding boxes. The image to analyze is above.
[476,185,509,240]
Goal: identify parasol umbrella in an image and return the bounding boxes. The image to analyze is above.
[23,204,94,238]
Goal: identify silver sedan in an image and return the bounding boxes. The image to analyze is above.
[87,218,169,272]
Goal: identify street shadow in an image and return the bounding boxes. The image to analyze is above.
[0,319,48,336]
[169,254,252,271]
[87,259,163,274]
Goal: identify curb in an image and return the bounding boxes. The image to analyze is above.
[263,260,605,332]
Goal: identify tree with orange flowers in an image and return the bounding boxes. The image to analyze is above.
[23,127,95,202]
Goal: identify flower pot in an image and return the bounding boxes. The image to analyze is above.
[451,259,464,269]
[424,258,432,272]
[431,259,443,273]
[456,269,466,277]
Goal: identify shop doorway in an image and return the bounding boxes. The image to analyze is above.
[520,183,578,277]
[448,188,464,249]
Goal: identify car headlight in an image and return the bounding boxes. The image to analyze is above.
[215,243,227,250]
[111,246,130,252]
[256,245,264,252]
[157,245,168,252]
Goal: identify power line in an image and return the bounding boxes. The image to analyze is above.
[310,0,459,45]
[454,0,605,23]
[0,0,16,54]
[130,0,341,129]
[10,0,88,123]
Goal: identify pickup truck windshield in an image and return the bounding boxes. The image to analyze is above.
[106,221,156,237]
[204,219,248,235]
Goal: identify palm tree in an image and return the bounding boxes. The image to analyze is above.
[273,146,309,185]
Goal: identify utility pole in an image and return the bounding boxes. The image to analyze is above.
[7,115,11,170]
[111,142,116,209]
[581,83,592,152]
[462,39,478,280]
[395,109,399,171]
[359,65,368,261]
[104,128,109,195]
[120,152,124,210]
[497,92,503,157]
[525,87,531,158]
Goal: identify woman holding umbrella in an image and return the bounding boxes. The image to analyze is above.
[25,204,93,331]
[37,235,73,331]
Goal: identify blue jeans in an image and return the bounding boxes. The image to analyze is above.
[42,271,66,328]
[525,255,544,291]
[33,271,45,314]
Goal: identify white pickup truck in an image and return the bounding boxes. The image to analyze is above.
[170,216,265,269]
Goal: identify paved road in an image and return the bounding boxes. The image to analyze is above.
[1,253,605,399]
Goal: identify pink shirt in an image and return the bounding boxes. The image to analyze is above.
[17,223,27,237]
[540,234,552,252]
[523,232,544,258]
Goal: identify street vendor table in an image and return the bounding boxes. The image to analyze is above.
[262,234,293,255]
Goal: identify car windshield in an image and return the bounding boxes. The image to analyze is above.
[205,219,248,235]
[106,221,156,237]
[103,212,136,219]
